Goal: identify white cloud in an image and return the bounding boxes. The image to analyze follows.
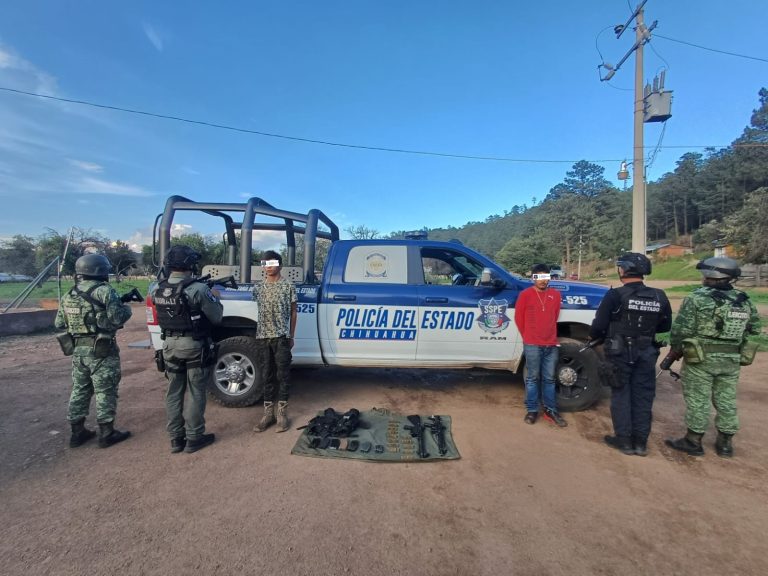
[128,227,154,250]
[0,43,58,94]
[171,223,193,237]
[142,23,164,52]
[251,230,286,250]
[69,159,103,173]
[79,176,154,197]
[181,166,200,176]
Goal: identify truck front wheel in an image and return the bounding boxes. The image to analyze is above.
[209,336,263,407]
[555,337,602,412]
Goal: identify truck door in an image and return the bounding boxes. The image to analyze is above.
[416,246,522,366]
[319,244,419,364]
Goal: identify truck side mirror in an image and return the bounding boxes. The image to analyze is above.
[480,267,506,288]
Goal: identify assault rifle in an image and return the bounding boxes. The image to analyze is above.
[119,287,145,303]
[196,274,238,289]
[658,348,683,381]
[424,415,448,456]
[404,415,429,459]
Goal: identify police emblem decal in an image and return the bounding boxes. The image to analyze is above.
[162,288,173,297]
[476,298,511,334]
[365,252,388,278]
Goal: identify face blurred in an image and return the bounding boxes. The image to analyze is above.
[262,258,282,279]
[531,273,550,290]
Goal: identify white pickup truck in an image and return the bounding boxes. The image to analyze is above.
[146,196,609,411]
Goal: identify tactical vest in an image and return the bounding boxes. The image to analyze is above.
[609,284,663,339]
[153,279,210,338]
[699,289,750,342]
[62,284,105,335]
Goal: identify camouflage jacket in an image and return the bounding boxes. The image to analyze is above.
[670,286,760,350]
[55,280,133,336]
[252,277,297,339]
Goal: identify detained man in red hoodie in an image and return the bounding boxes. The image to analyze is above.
[514,263,567,427]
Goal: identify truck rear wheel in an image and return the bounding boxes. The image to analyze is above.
[555,337,602,412]
[209,336,263,407]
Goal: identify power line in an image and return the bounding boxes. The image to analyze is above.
[1,84,766,168]
[0,86,590,164]
[654,34,768,64]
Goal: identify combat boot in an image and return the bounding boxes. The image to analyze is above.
[604,435,634,455]
[665,429,704,456]
[69,418,96,448]
[253,401,276,432]
[97,421,131,448]
[715,431,734,458]
[184,433,215,453]
[276,400,289,433]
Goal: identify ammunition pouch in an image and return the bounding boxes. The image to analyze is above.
[739,340,759,367]
[93,333,115,358]
[154,349,166,372]
[681,338,704,364]
[56,332,75,356]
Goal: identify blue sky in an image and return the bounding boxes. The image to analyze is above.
[0,1,765,250]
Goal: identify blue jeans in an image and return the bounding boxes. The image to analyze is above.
[523,344,559,413]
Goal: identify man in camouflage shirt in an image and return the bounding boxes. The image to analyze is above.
[55,254,133,448]
[665,257,761,458]
[252,250,298,433]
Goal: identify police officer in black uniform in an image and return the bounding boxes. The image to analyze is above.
[152,245,223,454]
[589,253,672,456]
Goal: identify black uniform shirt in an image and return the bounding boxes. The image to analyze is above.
[589,281,672,340]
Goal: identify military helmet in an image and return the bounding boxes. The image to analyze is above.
[616,252,652,277]
[75,254,112,277]
[164,245,202,270]
[696,256,740,280]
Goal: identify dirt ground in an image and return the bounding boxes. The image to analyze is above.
[1,302,767,576]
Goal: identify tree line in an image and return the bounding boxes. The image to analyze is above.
[3,89,766,279]
[388,88,768,273]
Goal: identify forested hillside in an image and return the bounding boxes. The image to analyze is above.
[393,88,768,274]
[2,91,766,279]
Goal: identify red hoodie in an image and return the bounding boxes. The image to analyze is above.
[514,286,561,345]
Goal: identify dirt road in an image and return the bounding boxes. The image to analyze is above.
[1,306,767,576]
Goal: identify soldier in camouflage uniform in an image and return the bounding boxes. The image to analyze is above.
[55,254,133,448]
[153,245,223,454]
[665,257,761,458]
[252,250,297,433]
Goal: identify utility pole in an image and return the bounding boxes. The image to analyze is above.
[599,1,661,255]
[632,8,646,254]
[577,232,583,280]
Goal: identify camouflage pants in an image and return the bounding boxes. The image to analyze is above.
[67,351,122,423]
[256,337,292,402]
[681,355,740,435]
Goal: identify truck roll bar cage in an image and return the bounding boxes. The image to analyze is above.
[153,195,339,284]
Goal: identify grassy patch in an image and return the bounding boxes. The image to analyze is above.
[648,258,704,281]
[0,279,151,305]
